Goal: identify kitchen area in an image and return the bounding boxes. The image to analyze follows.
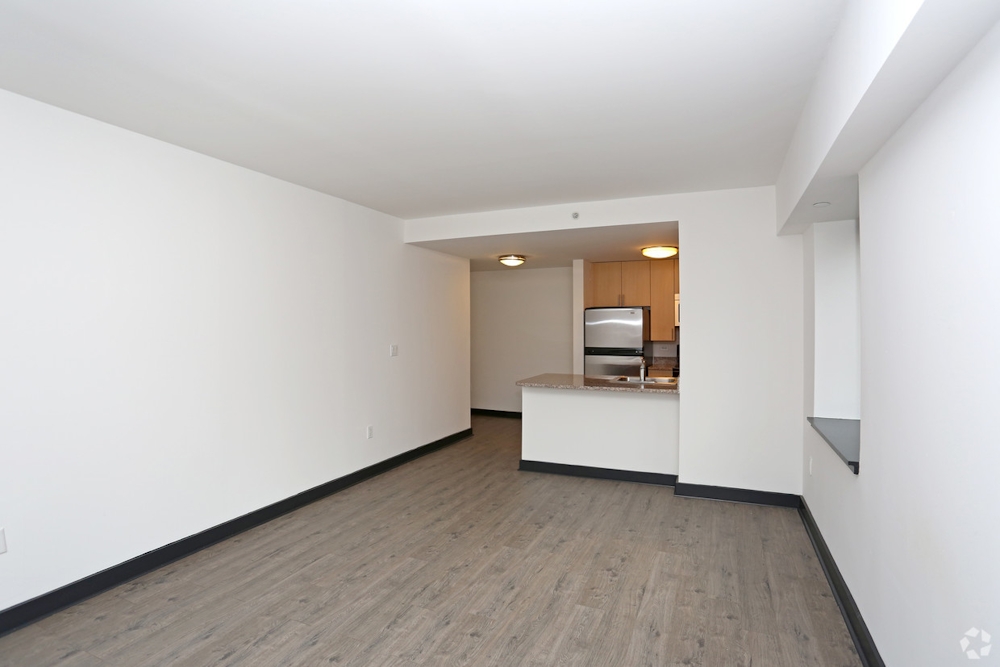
[418,188,805,507]
[515,249,682,483]
[414,216,690,485]
[394,168,811,526]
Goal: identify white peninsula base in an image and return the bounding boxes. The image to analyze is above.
[519,379,679,478]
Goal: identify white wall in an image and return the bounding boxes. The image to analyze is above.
[776,0,1000,233]
[803,20,1000,666]
[776,0,924,226]
[678,189,804,495]
[409,186,805,495]
[572,260,585,374]
[812,219,861,418]
[0,89,470,612]
[470,267,573,412]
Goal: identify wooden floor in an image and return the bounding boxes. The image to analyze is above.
[0,415,861,667]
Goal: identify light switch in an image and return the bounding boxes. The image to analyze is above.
[389,344,399,357]
[0,528,7,555]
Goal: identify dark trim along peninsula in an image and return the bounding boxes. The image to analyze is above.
[0,428,474,638]
[519,460,677,486]
[471,408,522,418]
[799,500,885,667]
[673,482,802,508]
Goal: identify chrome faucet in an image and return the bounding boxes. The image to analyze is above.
[639,357,647,382]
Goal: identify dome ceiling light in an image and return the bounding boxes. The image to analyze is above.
[641,246,678,259]
[498,254,526,267]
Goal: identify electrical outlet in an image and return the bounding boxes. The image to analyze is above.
[389,344,398,357]
[366,425,374,439]
[809,457,813,476]
[0,528,7,555]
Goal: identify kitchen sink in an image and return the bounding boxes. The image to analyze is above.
[613,376,677,385]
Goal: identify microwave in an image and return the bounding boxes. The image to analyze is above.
[674,293,680,327]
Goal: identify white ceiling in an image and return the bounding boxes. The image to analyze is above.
[415,220,679,271]
[0,1,845,220]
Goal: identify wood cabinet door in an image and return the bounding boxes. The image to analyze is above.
[649,258,676,341]
[620,260,651,307]
[590,262,623,307]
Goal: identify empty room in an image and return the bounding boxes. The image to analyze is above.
[2,1,999,666]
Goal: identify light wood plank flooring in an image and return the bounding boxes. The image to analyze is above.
[0,415,861,666]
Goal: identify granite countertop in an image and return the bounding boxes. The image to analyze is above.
[517,373,680,395]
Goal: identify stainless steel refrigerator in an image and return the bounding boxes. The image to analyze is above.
[583,307,650,377]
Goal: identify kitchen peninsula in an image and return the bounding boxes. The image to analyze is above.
[516,373,679,484]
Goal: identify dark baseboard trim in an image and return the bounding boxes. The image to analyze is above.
[0,427,474,638]
[471,408,522,418]
[519,459,677,486]
[674,482,802,508]
[799,500,884,667]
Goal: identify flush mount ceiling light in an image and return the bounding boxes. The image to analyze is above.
[498,254,526,267]
[812,201,831,208]
[641,246,678,259]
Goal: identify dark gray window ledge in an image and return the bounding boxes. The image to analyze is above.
[808,417,861,474]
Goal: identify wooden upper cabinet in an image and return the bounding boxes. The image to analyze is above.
[589,261,623,307]
[621,261,650,306]
[649,258,677,341]
[587,260,650,307]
